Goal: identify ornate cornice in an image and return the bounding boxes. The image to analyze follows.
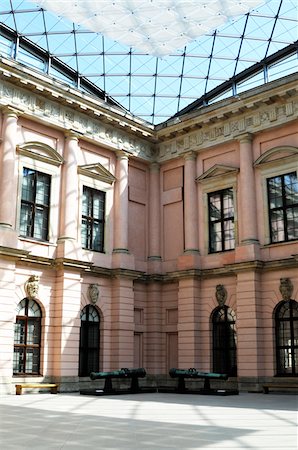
[157,74,298,162]
[0,77,155,162]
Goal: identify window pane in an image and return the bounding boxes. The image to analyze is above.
[27,299,41,317]
[210,222,222,252]
[92,222,101,251]
[209,194,221,221]
[20,203,33,237]
[13,347,25,374]
[270,209,285,242]
[82,190,89,216]
[22,169,35,202]
[27,319,40,345]
[287,207,298,240]
[224,220,235,249]
[34,206,49,240]
[284,173,298,205]
[36,175,50,205]
[223,190,234,218]
[14,319,26,344]
[268,176,283,208]
[81,219,88,248]
[25,348,40,373]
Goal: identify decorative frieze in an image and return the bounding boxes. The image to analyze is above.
[158,98,298,162]
[0,79,154,161]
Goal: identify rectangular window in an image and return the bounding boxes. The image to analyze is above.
[81,186,105,252]
[267,172,298,243]
[208,188,235,253]
[20,168,51,241]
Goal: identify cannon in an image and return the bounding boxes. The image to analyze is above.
[90,368,146,393]
[169,368,229,393]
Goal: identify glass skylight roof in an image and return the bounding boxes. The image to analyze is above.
[0,0,297,125]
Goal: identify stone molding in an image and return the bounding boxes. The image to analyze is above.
[0,78,155,162]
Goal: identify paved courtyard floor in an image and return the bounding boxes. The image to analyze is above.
[0,391,297,449]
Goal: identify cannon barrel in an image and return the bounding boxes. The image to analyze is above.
[90,367,146,381]
[169,368,228,380]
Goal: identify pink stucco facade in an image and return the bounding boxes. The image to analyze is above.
[0,57,297,394]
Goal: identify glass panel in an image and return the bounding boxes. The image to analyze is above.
[34,206,47,239]
[25,348,40,373]
[88,306,100,323]
[36,174,50,205]
[209,194,221,221]
[210,221,222,252]
[13,347,25,374]
[224,220,235,249]
[16,299,27,315]
[14,319,26,344]
[82,190,89,216]
[20,203,33,237]
[268,176,283,208]
[270,209,285,242]
[223,190,234,218]
[81,218,89,248]
[27,299,41,317]
[284,173,298,206]
[22,169,35,202]
[287,207,298,240]
[278,348,292,373]
[92,222,101,251]
[27,319,40,345]
[81,307,87,321]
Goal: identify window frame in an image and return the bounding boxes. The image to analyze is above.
[267,171,298,244]
[81,185,106,252]
[20,167,51,241]
[212,305,237,377]
[16,143,62,245]
[13,298,42,376]
[208,187,235,253]
[197,166,238,256]
[79,305,100,377]
[275,299,298,377]
[254,146,298,246]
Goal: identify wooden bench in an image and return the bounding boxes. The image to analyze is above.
[263,383,298,394]
[15,383,58,395]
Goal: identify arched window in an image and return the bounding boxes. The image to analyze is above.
[275,300,298,376]
[79,305,100,377]
[13,298,42,375]
[212,306,237,376]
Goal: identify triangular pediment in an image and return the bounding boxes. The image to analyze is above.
[196,164,239,182]
[17,142,63,166]
[78,163,116,184]
[254,146,298,166]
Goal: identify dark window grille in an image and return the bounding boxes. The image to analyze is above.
[208,188,235,253]
[212,306,237,376]
[81,186,105,252]
[13,298,41,375]
[267,172,298,243]
[20,168,51,241]
[79,305,100,377]
[275,299,298,376]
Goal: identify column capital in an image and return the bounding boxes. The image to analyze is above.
[238,132,254,144]
[1,106,20,119]
[116,150,130,160]
[183,151,197,161]
[150,162,160,172]
[65,129,82,141]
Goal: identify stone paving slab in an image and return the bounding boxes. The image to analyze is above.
[0,392,297,449]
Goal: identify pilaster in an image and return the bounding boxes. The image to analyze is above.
[0,108,19,247]
[177,276,201,367]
